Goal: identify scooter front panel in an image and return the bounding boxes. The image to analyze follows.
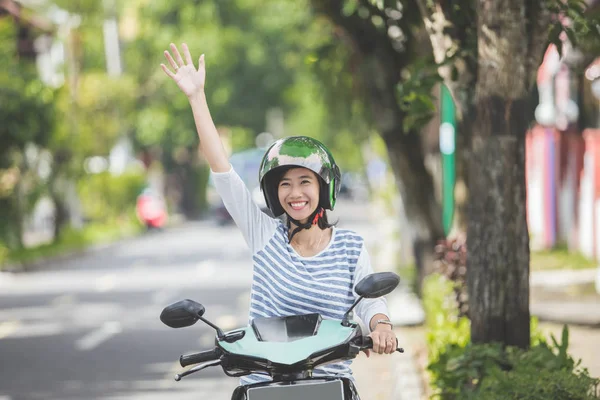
[220,319,356,365]
[246,379,344,400]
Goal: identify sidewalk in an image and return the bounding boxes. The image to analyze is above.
[530,267,600,378]
[350,200,427,400]
[530,268,600,326]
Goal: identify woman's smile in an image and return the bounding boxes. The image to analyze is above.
[289,201,308,211]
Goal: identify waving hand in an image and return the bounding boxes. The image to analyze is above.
[161,43,206,98]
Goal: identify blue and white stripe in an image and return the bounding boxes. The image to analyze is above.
[240,224,363,386]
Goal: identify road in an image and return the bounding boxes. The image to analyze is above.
[0,198,389,400]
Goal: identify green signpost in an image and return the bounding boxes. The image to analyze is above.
[440,84,456,236]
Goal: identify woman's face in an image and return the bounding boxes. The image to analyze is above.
[277,167,320,223]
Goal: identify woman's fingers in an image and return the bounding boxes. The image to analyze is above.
[170,43,185,67]
[369,332,397,354]
[163,50,179,71]
[160,63,175,78]
[372,335,384,354]
[385,337,395,354]
[182,43,194,66]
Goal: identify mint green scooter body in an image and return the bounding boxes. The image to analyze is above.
[219,319,357,365]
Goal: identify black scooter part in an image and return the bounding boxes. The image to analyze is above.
[230,377,360,400]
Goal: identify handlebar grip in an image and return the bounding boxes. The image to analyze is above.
[180,348,221,367]
[360,336,404,353]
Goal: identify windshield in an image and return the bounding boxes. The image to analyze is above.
[251,313,322,342]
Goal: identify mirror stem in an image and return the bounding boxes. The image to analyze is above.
[199,315,225,340]
[341,296,363,327]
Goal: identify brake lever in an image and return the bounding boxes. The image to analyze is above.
[174,360,221,381]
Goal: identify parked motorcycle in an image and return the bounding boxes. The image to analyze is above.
[160,271,403,400]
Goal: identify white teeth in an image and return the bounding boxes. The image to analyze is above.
[290,202,307,208]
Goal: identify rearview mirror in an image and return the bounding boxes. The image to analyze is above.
[160,299,205,328]
[355,272,400,298]
[341,272,400,326]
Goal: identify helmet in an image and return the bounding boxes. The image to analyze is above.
[259,136,341,217]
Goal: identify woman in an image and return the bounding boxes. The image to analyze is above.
[161,43,397,385]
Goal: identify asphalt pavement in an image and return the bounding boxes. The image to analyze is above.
[0,221,251,399]
[0,197,424,400]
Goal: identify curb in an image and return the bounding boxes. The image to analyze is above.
[391,329,426,400]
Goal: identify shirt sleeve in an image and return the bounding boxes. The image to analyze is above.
[353,244,390,333]
[211,166,279,254]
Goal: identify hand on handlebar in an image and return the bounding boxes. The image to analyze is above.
[360,336,403,358]
[368,328,398,355]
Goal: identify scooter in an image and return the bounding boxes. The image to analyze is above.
[159,271,404,400]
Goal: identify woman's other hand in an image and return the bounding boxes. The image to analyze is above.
[368,326,398,355]
[161,43,206,99]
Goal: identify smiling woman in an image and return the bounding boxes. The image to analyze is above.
[161,42,398,388]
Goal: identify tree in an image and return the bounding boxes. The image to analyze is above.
[311,0,599,348]
[0,16,55,248]
[309,0,446,290]
[416,0,600,347]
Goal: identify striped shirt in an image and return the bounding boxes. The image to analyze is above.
[212,167,388,385]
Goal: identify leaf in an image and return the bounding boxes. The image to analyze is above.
[342,0,359,16]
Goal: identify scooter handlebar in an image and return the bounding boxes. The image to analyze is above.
[180,348,222,367]
[361,336,404,353]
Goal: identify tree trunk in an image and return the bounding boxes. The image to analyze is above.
[383,130,445,293]
[467,104,531,348]
[466,0,552,349]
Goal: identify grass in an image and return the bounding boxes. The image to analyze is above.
[1,216,143,270]
[530,244,597,271]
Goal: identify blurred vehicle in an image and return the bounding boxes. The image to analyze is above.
[136,187,167,230]
[207,147,272,225]
[339,172,370,202]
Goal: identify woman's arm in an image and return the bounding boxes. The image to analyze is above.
[161,43,230,173]
[353,245,397,355]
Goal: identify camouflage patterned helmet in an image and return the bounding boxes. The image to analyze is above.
[259,136,342,217]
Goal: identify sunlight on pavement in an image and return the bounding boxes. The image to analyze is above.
[196,260,216,278]
[0,321,20,339]
[96,273,118,292]
[75,321,122,351]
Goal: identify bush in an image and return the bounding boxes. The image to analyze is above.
[423,272,600,399]
[78,171,146,223]
[429,328,599,399]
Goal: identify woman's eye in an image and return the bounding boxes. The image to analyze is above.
[280,182,290,187]
[301,180,310,184]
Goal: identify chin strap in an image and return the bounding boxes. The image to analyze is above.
[287,207,324,243]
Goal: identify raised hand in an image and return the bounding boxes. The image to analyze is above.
[161,43,206,98]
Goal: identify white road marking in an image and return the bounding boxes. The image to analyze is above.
[52,294,76,306]
[0,321,20,339]
[9,322,63,338]
[196,260,216,278]
[96,274,117,292]
[152,289,178,306]
[76,321,122,351]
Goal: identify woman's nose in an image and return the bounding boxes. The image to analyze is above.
[290,183,303,197]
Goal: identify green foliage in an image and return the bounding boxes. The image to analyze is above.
[423,274,600,400]
[77,170,146,222]
[396,58,442,132]
[423,273,471,364]
[3,216,142,270]
[0,17,56,248]
[429,329,600,400]
[547,0,600,57]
